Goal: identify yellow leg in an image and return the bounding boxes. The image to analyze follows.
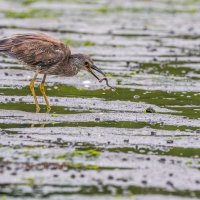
[40,74,51,113]
[30,70,40,113]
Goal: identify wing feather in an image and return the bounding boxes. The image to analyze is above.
[0,33,71,68]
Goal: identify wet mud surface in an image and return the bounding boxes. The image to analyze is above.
[0,0,200,199]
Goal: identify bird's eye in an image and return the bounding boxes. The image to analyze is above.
[85,62,89,68]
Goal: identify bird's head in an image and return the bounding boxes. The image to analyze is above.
[70,54,105,80]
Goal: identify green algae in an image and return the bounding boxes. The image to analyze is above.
[4,9,61,19]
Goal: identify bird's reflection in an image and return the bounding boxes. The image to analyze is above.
[30,109,51,128]
[31,123,46,128]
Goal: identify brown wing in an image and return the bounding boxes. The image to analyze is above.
[0,32,71,68]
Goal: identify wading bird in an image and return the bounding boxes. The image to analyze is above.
[0,32,113,113]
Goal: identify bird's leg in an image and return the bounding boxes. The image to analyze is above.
[40,74,51,113]
[30,70,40,113]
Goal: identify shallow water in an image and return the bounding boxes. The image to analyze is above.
[0,0,200,199]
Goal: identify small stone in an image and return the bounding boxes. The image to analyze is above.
[153,57,158,61]
[142,180,147,185]
[71,174,75,179]
[123,139,129,143]
[80,174,85,178]
[50,166,57,170]
[147,46,157,52]
[63,168,68,172]
[195,180,200,184]
[188,27,194,32]
[167,139,173,144]
[6,166,12,170]
[95,117,100,121]
[158,158,166,163]
[150,131,156,136]
[126,61,130,67]
[144,107,156,113]
[143,26,148,31]
[4,72,8,76]
[96,179,103,185]
[57,138,62,142]
[16,73,23,76]
[170,160,175,164]
[166,181,174,187]
[108,175,113,180]
[24,168,30,172]
[11,172,17,176]
[196,130,200,133]
[117,178,127,182]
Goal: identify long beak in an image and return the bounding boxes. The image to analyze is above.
[88,65,106,80]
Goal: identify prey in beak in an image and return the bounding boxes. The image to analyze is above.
[85,63,115,90]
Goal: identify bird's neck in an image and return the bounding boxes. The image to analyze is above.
[63,55,80,76]
[69,54,81,66]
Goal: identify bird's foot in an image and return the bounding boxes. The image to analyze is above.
[40,123,45,128]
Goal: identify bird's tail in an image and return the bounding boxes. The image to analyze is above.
[0,38,13,53]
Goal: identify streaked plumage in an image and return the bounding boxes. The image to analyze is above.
[0,32,106,113]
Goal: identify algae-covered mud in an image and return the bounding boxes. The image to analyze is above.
[0,0,200,199]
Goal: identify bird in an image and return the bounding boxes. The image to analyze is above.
[0,32,110,113]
